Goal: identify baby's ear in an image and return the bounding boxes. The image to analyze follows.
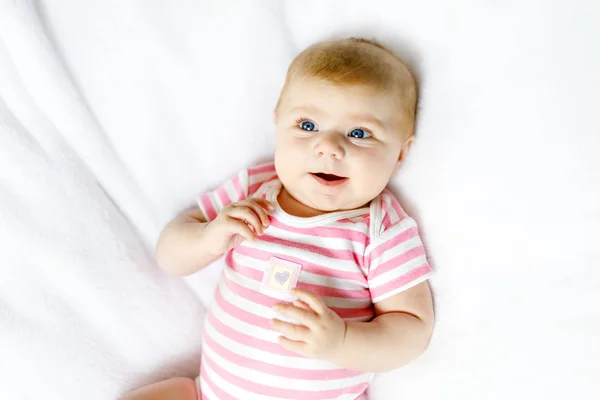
[392,136,415,176]
[399,136,414,162]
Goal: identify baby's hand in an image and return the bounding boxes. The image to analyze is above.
[203,198,273,257]
[271,289,346,362]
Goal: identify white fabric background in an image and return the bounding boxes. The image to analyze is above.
[1,0,598,399]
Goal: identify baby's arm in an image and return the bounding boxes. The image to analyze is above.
[156,198,272,276]
[272,282,434,373]
[155,208,213,276]
[333,281,434,372]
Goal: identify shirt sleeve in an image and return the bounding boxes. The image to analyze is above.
[196,162,276,221]
[366,194,433,303]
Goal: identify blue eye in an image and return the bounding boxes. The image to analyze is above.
[348,128,371,139]
[300,120,316,131]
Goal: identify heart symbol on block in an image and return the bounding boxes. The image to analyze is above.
[275,271,290,285]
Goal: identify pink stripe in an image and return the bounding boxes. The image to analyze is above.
[370,264,432,300]
[200,363,236,400]
[296,281,371,300]
[260,235,362,264]
[202,351,369,399]
[381,196,389,213]
[337,215,369,224]
[223,274,288,307]
[224,275,374,319]
[368,226,418,261]
[231,174,245,201]
[369,245,426,280]
[203,329,363,380]
[381,212,392,231]
[206,309,298,356]
[214,286,273,330]
[248,163,276,176]
[248,177,276,196]
[234,245,367,283]
[225,252,263,280]
[216,186,231,208]
[269,215,368,244]
[199,194,217,221]
[363,216,371,248]
[386,189,406,220]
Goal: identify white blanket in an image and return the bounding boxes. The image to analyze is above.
[1,0,599,399]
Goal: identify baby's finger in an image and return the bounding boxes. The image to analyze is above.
[251,197,275,212]
[244,199,272,227]
[278,336,309,357]
[227,218,256,242]
[290,289,327,315]
[270,319,311,341]
[273,303,319,329]
[293,300,311,310]
[228,206,263,235]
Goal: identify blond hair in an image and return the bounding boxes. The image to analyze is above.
[277,37,418,136]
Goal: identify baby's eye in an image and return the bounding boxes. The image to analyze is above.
[299,120,317,131]
[348,128,371,139]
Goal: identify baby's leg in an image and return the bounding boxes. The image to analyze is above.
[121,377,198,400]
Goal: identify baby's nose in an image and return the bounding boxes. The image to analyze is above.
[313,132,345,159]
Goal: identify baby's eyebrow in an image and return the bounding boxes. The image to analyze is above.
[347,114,385,131]
[288,105,324,117]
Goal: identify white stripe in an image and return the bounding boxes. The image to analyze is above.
[231,251,367,291]
[299,271,366,291]
[369,254,429,289]
[386,194,404,225]
[203,315,339,371]
[223,263,371,309]
[265,224,366,255]
[210,293,280,342]
[323,218,370,233]
[249,170,276,186]
[218,279,300,325]
[195,194,207,216]
[198,374,219,400]
[222,262,266,290]
[223,178,241,203]
[241,169,250,197]
[201,355,286,400]
[369,235,423,268]
[364,217,417,257]
[209,192,226,212]
[370,273,432,303]
[243,239,363,275]
[203,341,371,392]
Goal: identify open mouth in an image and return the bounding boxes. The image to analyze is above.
[310,172,348,186]
[313,173,345,181]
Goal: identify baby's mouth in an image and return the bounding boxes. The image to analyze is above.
[312,172,346,181]
[310,172,349,187]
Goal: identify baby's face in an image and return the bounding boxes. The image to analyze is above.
[274,77,410,212]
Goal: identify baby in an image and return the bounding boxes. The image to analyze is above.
[124,37,434,400]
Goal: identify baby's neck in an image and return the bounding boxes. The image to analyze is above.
[277,188,327,218]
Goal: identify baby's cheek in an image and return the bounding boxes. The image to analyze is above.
[352,151,396,190]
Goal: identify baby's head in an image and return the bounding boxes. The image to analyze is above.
[274,37,418,213]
